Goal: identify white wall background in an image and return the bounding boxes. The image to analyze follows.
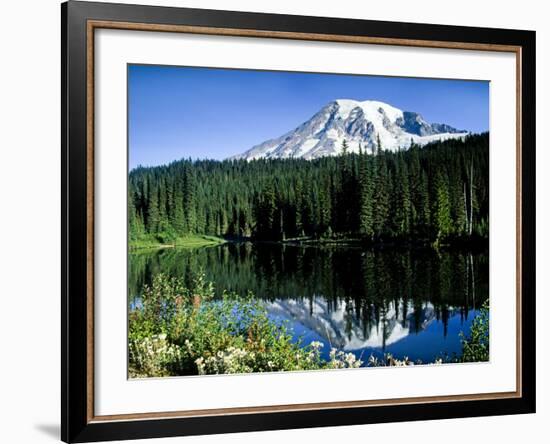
[0,1,546,443]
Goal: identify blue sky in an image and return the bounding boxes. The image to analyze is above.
[128,64,489,168]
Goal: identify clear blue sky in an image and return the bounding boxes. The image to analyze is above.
[128,64,489,168]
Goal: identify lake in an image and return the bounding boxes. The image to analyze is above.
[129,242,488,365]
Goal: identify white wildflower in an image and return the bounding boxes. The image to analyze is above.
[310,341,324,350]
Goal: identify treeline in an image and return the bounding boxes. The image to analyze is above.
[129,133,489,245]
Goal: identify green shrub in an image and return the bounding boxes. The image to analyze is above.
[460,300,489,362]
[129,273,363,377]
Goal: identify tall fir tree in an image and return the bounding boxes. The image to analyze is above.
[373,136,390,238]
[183,165,197,233]
[433,171,452,242]
[145,178,159,234]
[358,145,374,237]
[392,152,411,237]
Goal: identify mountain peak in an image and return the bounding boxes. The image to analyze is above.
[332,99,403,122]
[232,99,468,161]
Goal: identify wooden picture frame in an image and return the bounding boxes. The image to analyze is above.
[62,1,536,442]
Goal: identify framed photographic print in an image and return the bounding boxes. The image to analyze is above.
[61,1,536,442]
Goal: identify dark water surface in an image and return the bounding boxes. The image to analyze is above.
[129,242,488,364]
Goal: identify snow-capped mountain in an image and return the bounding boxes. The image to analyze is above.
[232,99,469,161]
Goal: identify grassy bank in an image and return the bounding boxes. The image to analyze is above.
[129,274,489,377]
[129,234,226,250]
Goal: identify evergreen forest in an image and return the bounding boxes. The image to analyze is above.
[128,133,489,247]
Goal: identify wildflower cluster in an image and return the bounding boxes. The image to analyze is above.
[129,333,184,378]
[195,347,254,375]
[327,348,363,368]
[368,354,416,367]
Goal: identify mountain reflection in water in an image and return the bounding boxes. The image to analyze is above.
[267,298,478,363]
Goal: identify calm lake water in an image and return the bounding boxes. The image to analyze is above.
[129,242,488,364]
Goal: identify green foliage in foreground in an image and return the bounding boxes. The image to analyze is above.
[460,300,490,362]
[129,274,362,377]
[129,234,225,250]
[129,274,489,377]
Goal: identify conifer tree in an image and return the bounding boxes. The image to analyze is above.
[393,153,411,236]
[183,165,196,233]
[318,176,332,237]
[172,179,185,234]
[418,170,431,235]
[358,146,374,237]
[433,171,452,242]
[255,180,277,239]
[341,139,349,156]
[128,190,138,241]
[373,137,390,238]
[146,178,159,234]
[408,144,422,229]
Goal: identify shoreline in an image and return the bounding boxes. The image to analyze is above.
[129,234,227,251]
[130,233,489,252]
